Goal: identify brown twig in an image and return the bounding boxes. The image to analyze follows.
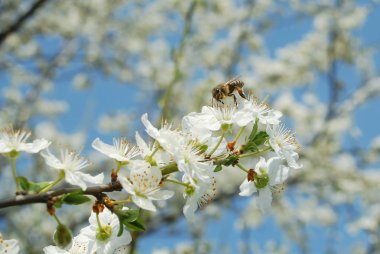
[0,0,50,47]
[0,181,122,209]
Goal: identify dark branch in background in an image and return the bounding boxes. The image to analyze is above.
[225,0,256,78]
[0,182,122,209]
[0,0,50,47]
[325,29,339,121]
[159,0,198,121]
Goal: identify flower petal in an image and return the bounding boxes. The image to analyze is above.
[135,131,150,156]
[267,157,282,184]
[149,190,174,200]
[92,137,131,162]
[132,195,156,212]
[257,187,272,213]
[119,177,135,195]
[284,150,302,169]
[239,179,257,196]
[43,246,67,254]
[141,113,160,139]
[183,195,198,221]
[21,138,51,153]
[65,171,87,190]
[41,149,64,170]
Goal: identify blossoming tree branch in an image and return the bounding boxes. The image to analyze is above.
[0,87,301,254]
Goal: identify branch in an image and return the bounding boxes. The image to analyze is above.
[0,0,50,47]
[0,163,179,209]
[160,0,198,121]
[0,181,122,209]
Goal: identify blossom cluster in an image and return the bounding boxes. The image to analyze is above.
[0,95,301,253]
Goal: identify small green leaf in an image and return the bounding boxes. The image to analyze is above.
[198,144,208,154]
[18,176,30,191]
[117,218,124,237]
[252,131,269,146]
[248,119,259,141]
[28,181,53,192]
[123,219,145,232]
[62,193,91,205]
[54,198,63,209]
[244,141,259,152]
[223,154,239,166]
[116,209,140,223]
[214,164,223,172]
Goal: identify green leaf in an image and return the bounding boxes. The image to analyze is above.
[117,218,124,237]
[116,209,140,223]
[243,122,269,152]
[244,140,259,152]
[248,119,259,140]
[62,193,91,205]
[252,131,269,146]
[198,144,208,154]
[18,176,30,191]
[214,164,223,172]
[123,219,145,232]
[28,181,53,192]
[54,198,63,209]
[223,154,239,166]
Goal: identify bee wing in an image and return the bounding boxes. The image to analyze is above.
[225,75,241,85]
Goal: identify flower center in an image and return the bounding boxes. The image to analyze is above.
[185,185,196,196]
[254,168,269,189]
[96,225,112,242]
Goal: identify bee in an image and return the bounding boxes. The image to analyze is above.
[212,78,247,105]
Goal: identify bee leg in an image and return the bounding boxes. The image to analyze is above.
[215,98,224,105]
[229,93,237,106]
[236,87,247,100]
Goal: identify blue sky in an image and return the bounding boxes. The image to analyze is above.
[1,1,380,253]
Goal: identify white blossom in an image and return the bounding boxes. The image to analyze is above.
[0,129,50,155]
[266,124,302,169]
[141,113,182,153]
[135,131,170,165]
[182,175,216,221]
[182,105,252,138]
[41,149,104,190]
[119,160,174,212]
[80,208,131,254]
[239,157,289,213]
[141,114,214,184]
[239,98,283,125]
[0,232,19,254]
[92,137,140,163]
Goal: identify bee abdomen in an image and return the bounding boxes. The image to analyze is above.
[228,79,245,88]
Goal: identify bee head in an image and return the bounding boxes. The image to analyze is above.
[212,86,222,97]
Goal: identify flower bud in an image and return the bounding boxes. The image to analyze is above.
[53,224,72,248]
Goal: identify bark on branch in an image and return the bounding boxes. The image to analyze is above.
[0,181,122,209]
[0,0,50,47]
